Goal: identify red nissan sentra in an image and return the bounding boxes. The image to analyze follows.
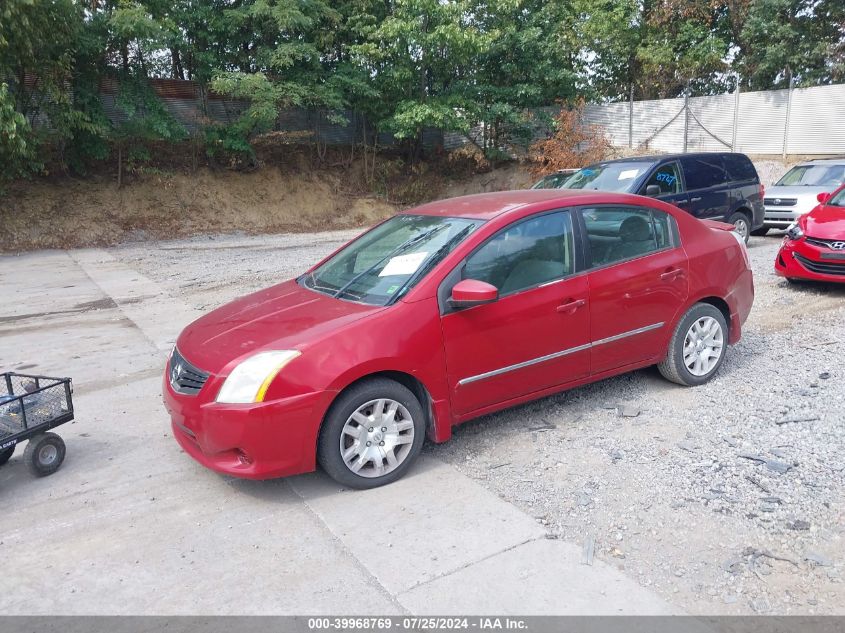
[775,184,845,283]
[164,190,754,488]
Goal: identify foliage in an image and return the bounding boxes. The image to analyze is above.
[528,100,611,176]
[1,0,844,183]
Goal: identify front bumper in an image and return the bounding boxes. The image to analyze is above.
[163,373,330,479]
[763,207,800,228]
[775,238,845,283]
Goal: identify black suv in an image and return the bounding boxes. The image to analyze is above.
[551,152,765,242]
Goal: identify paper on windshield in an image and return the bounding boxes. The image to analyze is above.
[379,251,428,277]
[618,169,640,180]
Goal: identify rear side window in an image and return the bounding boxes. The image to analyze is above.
[464,211,574,296]
[722,154,758,183]
[681,156,729,190]
[580,206,676,268]
[642,162,683,194]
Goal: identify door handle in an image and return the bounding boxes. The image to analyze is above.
[690,196,702,202]
[660,269,684,281]
[556,298,586,313]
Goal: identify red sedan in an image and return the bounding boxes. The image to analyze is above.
[163,190,754,488]
[775,184,845,283]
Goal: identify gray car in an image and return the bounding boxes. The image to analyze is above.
[756,159,845,235]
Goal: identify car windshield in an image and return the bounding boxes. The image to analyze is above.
[300,215,483,306]
[561,161,655,192]
[829,188,845,207]
[531,173,570,189]
[775,164,845,187]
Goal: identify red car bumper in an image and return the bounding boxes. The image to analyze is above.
[163,374,330,479]
[775,238,845,283]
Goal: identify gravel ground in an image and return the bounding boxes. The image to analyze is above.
[113,227,845,616]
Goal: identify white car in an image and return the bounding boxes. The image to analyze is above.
[756,159,845,235]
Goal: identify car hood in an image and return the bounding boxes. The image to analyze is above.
[176,280,383,373]
[801,204,845,240]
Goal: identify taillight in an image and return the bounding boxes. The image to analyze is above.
[759,183,765,198]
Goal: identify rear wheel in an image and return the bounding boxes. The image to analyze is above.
[728,212,751,243]
[751,226,769,237]
[659,303,728,386]
[24,433,66,477]
[0,444,14,467]
[318,378,425,489]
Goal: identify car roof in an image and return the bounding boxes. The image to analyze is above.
[796,158,845,166]
[403,189,648,221]
[585,152,747,167]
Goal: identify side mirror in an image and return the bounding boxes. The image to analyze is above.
[645,184,661,196]
[817,192,832,204]
[449,279,498,309]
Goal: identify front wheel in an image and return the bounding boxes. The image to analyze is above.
[318,378,426,489]
[659,303,728,386]
[23,433,66,477]
[728,212,751,243]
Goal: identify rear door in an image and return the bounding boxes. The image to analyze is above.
[578,205,689,374]
[680,155,731,221]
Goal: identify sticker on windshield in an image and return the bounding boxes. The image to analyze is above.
[379,251,429,277]
[618,169,640,180]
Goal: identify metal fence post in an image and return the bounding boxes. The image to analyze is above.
[628,84,634,148]
[732,80,740,152]
[683,83,689,153]
[783,72,794,159]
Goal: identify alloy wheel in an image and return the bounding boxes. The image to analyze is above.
[339,398,415,478]
[683,316,724,376]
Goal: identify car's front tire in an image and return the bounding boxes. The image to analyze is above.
[318,378,426,489]
[658,303,728,386]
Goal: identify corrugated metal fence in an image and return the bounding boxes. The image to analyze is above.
[582,83,845,156]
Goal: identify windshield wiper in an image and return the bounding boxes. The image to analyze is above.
[331,224,449,300]
[391,224,477,301]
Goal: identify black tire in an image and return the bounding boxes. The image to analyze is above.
[658,303,729,386]
[0,444,14,467]
[728,212,751,243]
[750,226,769,237]
[23,433,66,477]
[318,378,426,489]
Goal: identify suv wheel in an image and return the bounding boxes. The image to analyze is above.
[728,212,751,243]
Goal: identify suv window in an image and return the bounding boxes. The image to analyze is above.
[464,211,574,295]
[722,154,758,182]
[642,162,682,195]
[581,206,675,267]
[681,156,728,190]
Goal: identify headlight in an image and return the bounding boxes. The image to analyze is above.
[785,223,804,241]
[215,350,301,404]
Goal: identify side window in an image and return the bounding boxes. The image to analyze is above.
[722,154,758,183]
[581,206,676,267]
[464,211,574,296]
[681,156,729,190]
[642,162,682,195]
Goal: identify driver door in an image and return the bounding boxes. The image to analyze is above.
[440,211,591,416]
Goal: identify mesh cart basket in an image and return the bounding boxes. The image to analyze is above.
[0,373,74,476]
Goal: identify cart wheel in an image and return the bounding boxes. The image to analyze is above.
[24,433,66,477]
[0,445,14,467]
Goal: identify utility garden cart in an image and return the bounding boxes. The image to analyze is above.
[0,372,74,476]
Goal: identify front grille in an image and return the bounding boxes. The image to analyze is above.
[169,348,209,395]
[764,197,797,207]
[794,253,845,276]
[805,237,845,250]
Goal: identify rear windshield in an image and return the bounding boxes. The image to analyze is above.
[561,161,655,193]
[776,164,845,187]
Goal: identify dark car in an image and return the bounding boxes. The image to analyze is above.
[556,153,765,242]
[530,169,579,189]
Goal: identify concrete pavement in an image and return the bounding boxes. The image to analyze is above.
[0,247,677,615]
